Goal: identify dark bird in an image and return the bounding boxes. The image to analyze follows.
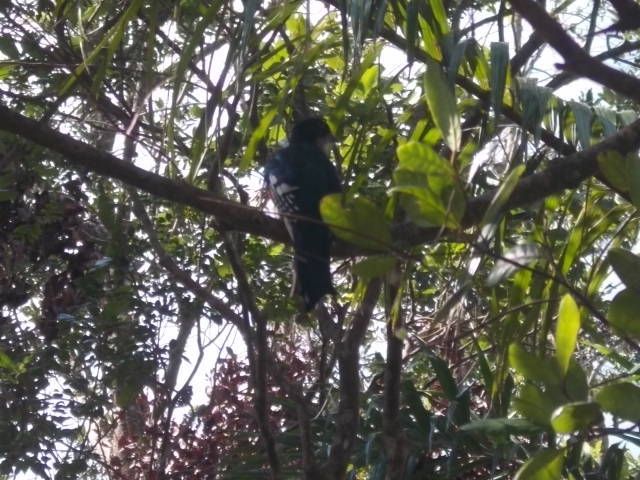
[264,118,342,311]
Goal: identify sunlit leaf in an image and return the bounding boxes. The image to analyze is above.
[508,343,561,386]
[392,141,465,227]
[550,401,602,433]
[555,294,580,376]
[320,194,391,251]
[514,449,565,480]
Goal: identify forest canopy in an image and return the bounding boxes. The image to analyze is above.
[1,0,640,478]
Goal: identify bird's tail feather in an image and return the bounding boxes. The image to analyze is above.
[295,254,334,311]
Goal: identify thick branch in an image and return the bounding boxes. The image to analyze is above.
[2,105,640,255]
[508,0,640,103]
[324,278,382,479]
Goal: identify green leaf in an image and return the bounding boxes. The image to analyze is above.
[392,141,465,227]
[555,294,580,376]
[518,78,552,138]
[405,0,419,63]
[595,382,640,422]
[402,380,431,435]
[429,355,458,400]
[460,418,541,436]
[508,343,561,386]
[353,256,396,279]
[608,248,640,293]
[320,194,391,251]
[490,42,509,117]
[424,60,461,153]
[242,109,277,169]
[608,289,640,339]
[487,243,540,286]
[480,164,525,239]
[564,360,589,401]
[0,349,17,373]
[569,101,592,149]
[514,449,565,480]
[513,384,556,427]
[550,401,602,433]
[447,39,472,84]
[597,151,629,192]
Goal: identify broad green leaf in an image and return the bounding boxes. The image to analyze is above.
[569,101,592,149]
[424,60,461,153]
[514,449,565,480]
[460,418,541,436]
[487,243,540,286]
[595,382,640,422]
[320,194,391,251]
[550,401,602,433]
[392,141,465,227]
[608,289,640,339]
[429,355,458,400]
[597,151,629,192]
[513,384,556,426]
[352,255,396,279]
[490,42,509,117]
[608,248,640,293]
[555,294,580,376]
[508,343,561,386]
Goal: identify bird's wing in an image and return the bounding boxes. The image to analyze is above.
[264,151,301,238]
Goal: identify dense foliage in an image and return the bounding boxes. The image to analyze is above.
[1,0,640,478]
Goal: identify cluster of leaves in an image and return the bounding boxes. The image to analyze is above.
[0,0,640,479]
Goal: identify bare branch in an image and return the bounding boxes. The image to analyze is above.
[508,0,640,103]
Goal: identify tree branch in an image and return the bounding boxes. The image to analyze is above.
[508,0,640,103]
[2,104,640,257]
[324,278,382,479]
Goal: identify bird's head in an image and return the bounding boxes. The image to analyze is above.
[290,117,335,156]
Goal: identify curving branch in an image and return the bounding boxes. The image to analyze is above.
[2,104,640,256]
[507,0,640,103]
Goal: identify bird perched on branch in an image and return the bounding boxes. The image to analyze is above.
[264,118,342,311]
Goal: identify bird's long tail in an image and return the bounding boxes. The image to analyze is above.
[292,223,334,311]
